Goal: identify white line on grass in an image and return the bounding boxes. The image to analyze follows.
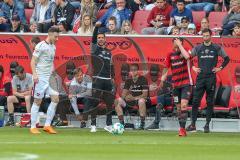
[0,153,39,160]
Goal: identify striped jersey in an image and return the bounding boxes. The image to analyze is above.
[165,50,193,88]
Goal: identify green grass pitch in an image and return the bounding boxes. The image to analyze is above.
[0,128,240,160]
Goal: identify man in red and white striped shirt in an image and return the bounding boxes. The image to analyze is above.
[160,37,192,136]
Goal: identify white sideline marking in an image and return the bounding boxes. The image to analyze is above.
[0,153,39,160]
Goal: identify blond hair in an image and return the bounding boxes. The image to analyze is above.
[79,14,93,33]
[121,20,136,34]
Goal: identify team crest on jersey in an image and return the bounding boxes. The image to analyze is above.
[204,49,210,54]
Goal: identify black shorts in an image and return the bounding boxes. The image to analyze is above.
[125,98,151,108]
[173,85,191,104]
[16,97,25,103]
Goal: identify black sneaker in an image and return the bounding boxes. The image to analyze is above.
[146,122,159,130]
[124,123,134,129]
[204,125,210,133]
[5,120,15,126]
[136,123,145,130]
[80,122,86,128]
[186,124,196,132]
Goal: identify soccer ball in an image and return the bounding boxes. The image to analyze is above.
[112,123,124,135]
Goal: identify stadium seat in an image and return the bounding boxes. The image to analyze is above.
[208,12,227,29]
[97,9,107,20]
[214,86,232,113]
[25,9,33,24]
[192,11,206,31]
[132,10,151,34]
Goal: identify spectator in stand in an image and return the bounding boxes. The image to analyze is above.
[28,0,35,9]
[30,0,56,33]
[106,16,120,34]
[0,0,26,32]
[167,25,180,35]
[232,22,240,36]
[5,66,33,126]
[69,0,81,9]
[73,0,97,31]
[102,0,114,9]
[58,21,74,34]
[186,0,216,15]
[198,17,209,35]
[142,0,173,35]
[77,14,93,35]
[222,0,240,35]
[53,0,75,31]
[127,0,155,14]
[29,22,38,33]
[169,0,193,27]
[0,65,11,106]
[187,23,196,35]
[96,0,132,31]
[120,20,137,34]
[80,0,98,24]
[0,0,3,8]
[8,15,29,32]
[179,17,189,34]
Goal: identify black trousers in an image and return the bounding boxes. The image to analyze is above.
[0,96,7,106]
[191,75,216,124]
[87,78,114,126]
[56,96,91,121]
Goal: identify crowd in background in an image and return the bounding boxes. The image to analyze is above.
[0,0,239,36]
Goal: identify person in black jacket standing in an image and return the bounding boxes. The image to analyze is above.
[186,28,230,133]
[86,24,115,133]
[54,0,75,30]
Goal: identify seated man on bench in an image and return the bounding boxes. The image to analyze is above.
[5,65,33,126]
[115,63,149,130]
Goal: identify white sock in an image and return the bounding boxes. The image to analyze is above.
[45,102,58,126]
[31,103,40,129]
[70,97,80,115]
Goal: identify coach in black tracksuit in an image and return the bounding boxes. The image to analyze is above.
[86,26,115,131]
[187,29,230,133]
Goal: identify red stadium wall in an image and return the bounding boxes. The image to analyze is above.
[0,35,239,86]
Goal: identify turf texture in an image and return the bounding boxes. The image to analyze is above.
[0,128,240,160]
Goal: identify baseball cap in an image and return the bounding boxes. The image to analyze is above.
[188,23,196,29]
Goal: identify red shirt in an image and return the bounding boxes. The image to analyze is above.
[165,50,193,88]
[147,4,173,27]
[0,74,10,96]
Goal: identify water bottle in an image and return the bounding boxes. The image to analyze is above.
[0,106,4,127]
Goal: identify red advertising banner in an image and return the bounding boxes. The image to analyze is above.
[0,35,239,84]
[1,34,240,110]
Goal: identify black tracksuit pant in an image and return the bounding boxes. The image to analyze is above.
[86,78,114,126]
[191,74,216,125]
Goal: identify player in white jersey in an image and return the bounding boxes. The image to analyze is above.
[30,27,60,134]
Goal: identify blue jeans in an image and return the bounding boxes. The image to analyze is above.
[186,2,214,13]
[0,23,10,32]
